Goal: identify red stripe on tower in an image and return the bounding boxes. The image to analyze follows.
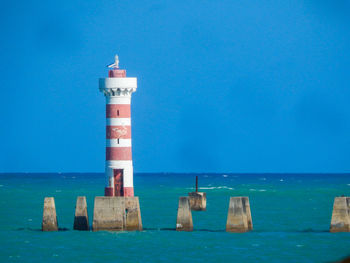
[106,147,132,160]
[124,187,134,197]
[106,104,131,118]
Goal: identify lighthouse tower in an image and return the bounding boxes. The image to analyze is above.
[99,55,137,197]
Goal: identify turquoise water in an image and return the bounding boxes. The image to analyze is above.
[0,173,349,262]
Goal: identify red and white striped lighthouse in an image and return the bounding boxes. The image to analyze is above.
[99,55,137,197]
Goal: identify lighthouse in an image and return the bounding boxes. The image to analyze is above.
[99,55,137,197]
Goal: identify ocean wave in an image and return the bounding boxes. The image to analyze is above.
[249,188,267,192]
[199,186,234,190]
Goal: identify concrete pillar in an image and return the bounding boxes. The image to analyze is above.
[42,197,58,231]
[226,197,249,233]
[125,196,142,231]
[92,196,125,231]
[242,196,253,230]
[73,196,89,231]
[188,192,206,211]
[330,196,350,233]
[176,197,193,231]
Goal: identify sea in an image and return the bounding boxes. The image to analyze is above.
[0,173,349,263]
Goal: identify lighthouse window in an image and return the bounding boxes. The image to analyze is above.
[117,110,120,116]
[117,138,120,144]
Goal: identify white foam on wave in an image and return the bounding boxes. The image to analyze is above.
[259,178,267,181]
[280,179,284,182]
[249,189,256,191]
[259,189,267,192]
[222,174,228,177]
[199,186,234,190]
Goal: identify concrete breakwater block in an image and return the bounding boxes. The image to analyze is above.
[188,192,206,211]
[176,197,193,231]
[74,196,89,231]
[125,197,142,231]
[226,196,253,233]
[330,196,350,233]
[93,197,125,231]
[242,197,253,230]
[42,197,58,231]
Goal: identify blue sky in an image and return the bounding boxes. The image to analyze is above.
[1,0,350,173]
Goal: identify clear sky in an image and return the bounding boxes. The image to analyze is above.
[1,0,350,173]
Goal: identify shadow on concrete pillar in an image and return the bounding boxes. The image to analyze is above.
[92,197,125,231]
[332,256,350,263]
[188,192,207,211]
[176,197,193,231]
[42,197,58,231]
[242,197,253,230]
[330,196,350,233]
[74,196,89,231]
[125,197,142,231]
[226,196,252,233]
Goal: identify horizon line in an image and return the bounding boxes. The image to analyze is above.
[0,172,349,175]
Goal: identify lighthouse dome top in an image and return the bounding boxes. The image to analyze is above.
[99,55,137,97]
[107,54,127,78]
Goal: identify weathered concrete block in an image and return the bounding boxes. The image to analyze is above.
[74,196,89,231]
[125,197,142,231]
[176,196,193,231]
[330,196,350,233]
[242,196,253,230]
[92,197,125,231]
[188,192,206,211]
[226,197,249,233]
[42,197,58,231]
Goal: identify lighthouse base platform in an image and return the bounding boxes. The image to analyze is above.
[92,196,142,231]
[125,197,143,230]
